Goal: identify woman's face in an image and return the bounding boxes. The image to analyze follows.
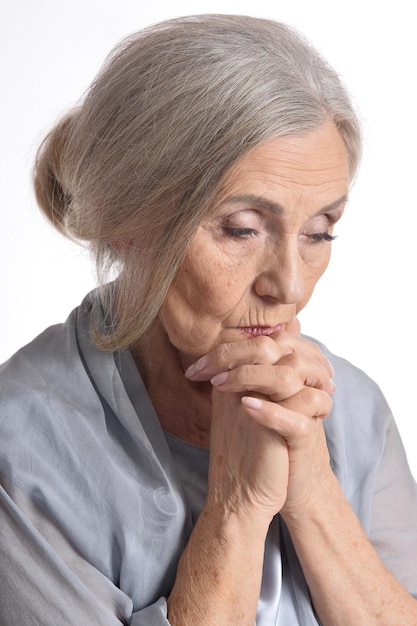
[160,122,350,362]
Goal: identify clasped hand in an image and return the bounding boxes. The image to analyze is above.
[185,322,335,523]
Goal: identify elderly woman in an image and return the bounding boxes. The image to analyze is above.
[0,14,416,626]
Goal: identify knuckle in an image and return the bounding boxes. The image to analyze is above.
[309,342,333,371]
[280,351,298,368]
[310,341,324,358]
[308,388,333,418]
[238,363,253,381]
[302,336,322,356]
[275,364,297,389]
[217,342,235,369]
[254,335,276,361]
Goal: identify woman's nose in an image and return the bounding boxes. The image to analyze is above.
[254,239,304,305]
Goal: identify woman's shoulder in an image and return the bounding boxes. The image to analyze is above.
[0,293,106,445]
[0,306,91,452]
[0,289,103,394]
[0,308,80,393]
[0,294,122,494]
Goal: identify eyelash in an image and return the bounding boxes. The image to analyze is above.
[225,227,258,238]
[225,228,337,242]
[309,232,337,242]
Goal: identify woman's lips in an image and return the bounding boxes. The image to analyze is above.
[240,324,284,337]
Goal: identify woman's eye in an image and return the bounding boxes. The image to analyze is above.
[224,227,258,238]
[309,232,337,243]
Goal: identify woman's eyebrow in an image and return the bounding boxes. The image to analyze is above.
[221,193,348,215]
[222,194,285,214]
[318,194,349,214]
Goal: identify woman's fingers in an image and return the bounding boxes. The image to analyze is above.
[185,334,292,379]
[185,332,334,382]
[204,321,335,518]
[241,387,333,435]
[208,386,332,515]
[210,352,335,397]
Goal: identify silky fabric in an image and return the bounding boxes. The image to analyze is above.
[1,290,416,625]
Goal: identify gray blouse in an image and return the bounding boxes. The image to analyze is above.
[1,292,416,625]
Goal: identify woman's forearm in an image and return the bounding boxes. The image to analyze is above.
[167,505,270,626]
[282,470,417,625]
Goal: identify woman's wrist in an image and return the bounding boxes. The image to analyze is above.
[167,501,270,625]
[203,493,280,532]
[280,462,339,528]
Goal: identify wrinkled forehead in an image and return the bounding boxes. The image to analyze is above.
[205,123,350,216]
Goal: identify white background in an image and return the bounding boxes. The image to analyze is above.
[1,0,416,477]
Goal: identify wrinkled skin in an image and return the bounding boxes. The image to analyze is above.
[139,122,349,517]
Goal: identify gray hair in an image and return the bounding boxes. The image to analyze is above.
[33,14,362,350]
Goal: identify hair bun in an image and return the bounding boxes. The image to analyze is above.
[33,111,76,235]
